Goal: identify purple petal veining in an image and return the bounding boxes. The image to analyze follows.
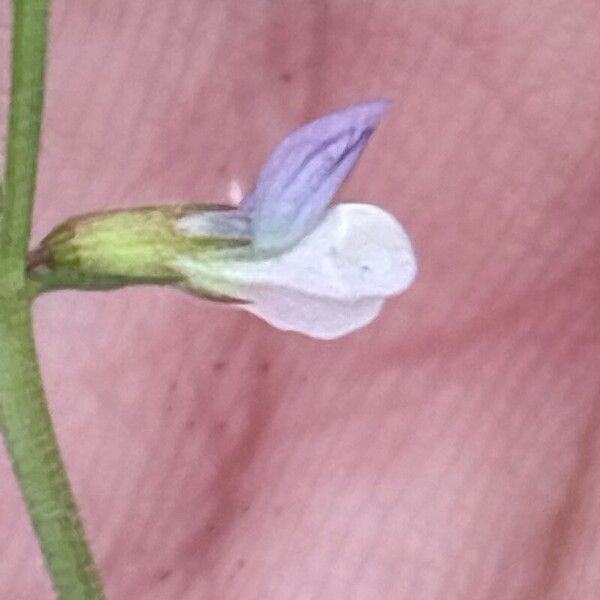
[241,99,391,254]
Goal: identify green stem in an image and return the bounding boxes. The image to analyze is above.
[0,296,104,599]
[0,1,104,597]
[0,0,47,269]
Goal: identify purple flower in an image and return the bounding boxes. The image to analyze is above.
[176,100,417,339]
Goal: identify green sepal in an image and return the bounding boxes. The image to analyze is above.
[28,204,251,294]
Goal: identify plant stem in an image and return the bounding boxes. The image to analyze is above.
[0,1,104,597]
[0,296,104,599]
[0,0,47,269]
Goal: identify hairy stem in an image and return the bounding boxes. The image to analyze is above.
[0,296,104,599]
[0,0,47,268]
[0,1,104,597]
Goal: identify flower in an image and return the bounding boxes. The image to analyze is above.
[174,100,417,339]
[32,100,417,339]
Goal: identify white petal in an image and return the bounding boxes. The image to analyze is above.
[175,203,417,338]
[243,290,385,339]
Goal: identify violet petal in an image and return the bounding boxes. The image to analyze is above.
[241,99,390,254]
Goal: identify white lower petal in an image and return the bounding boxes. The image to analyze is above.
[175,203,417,338]
[243,289,385,339]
